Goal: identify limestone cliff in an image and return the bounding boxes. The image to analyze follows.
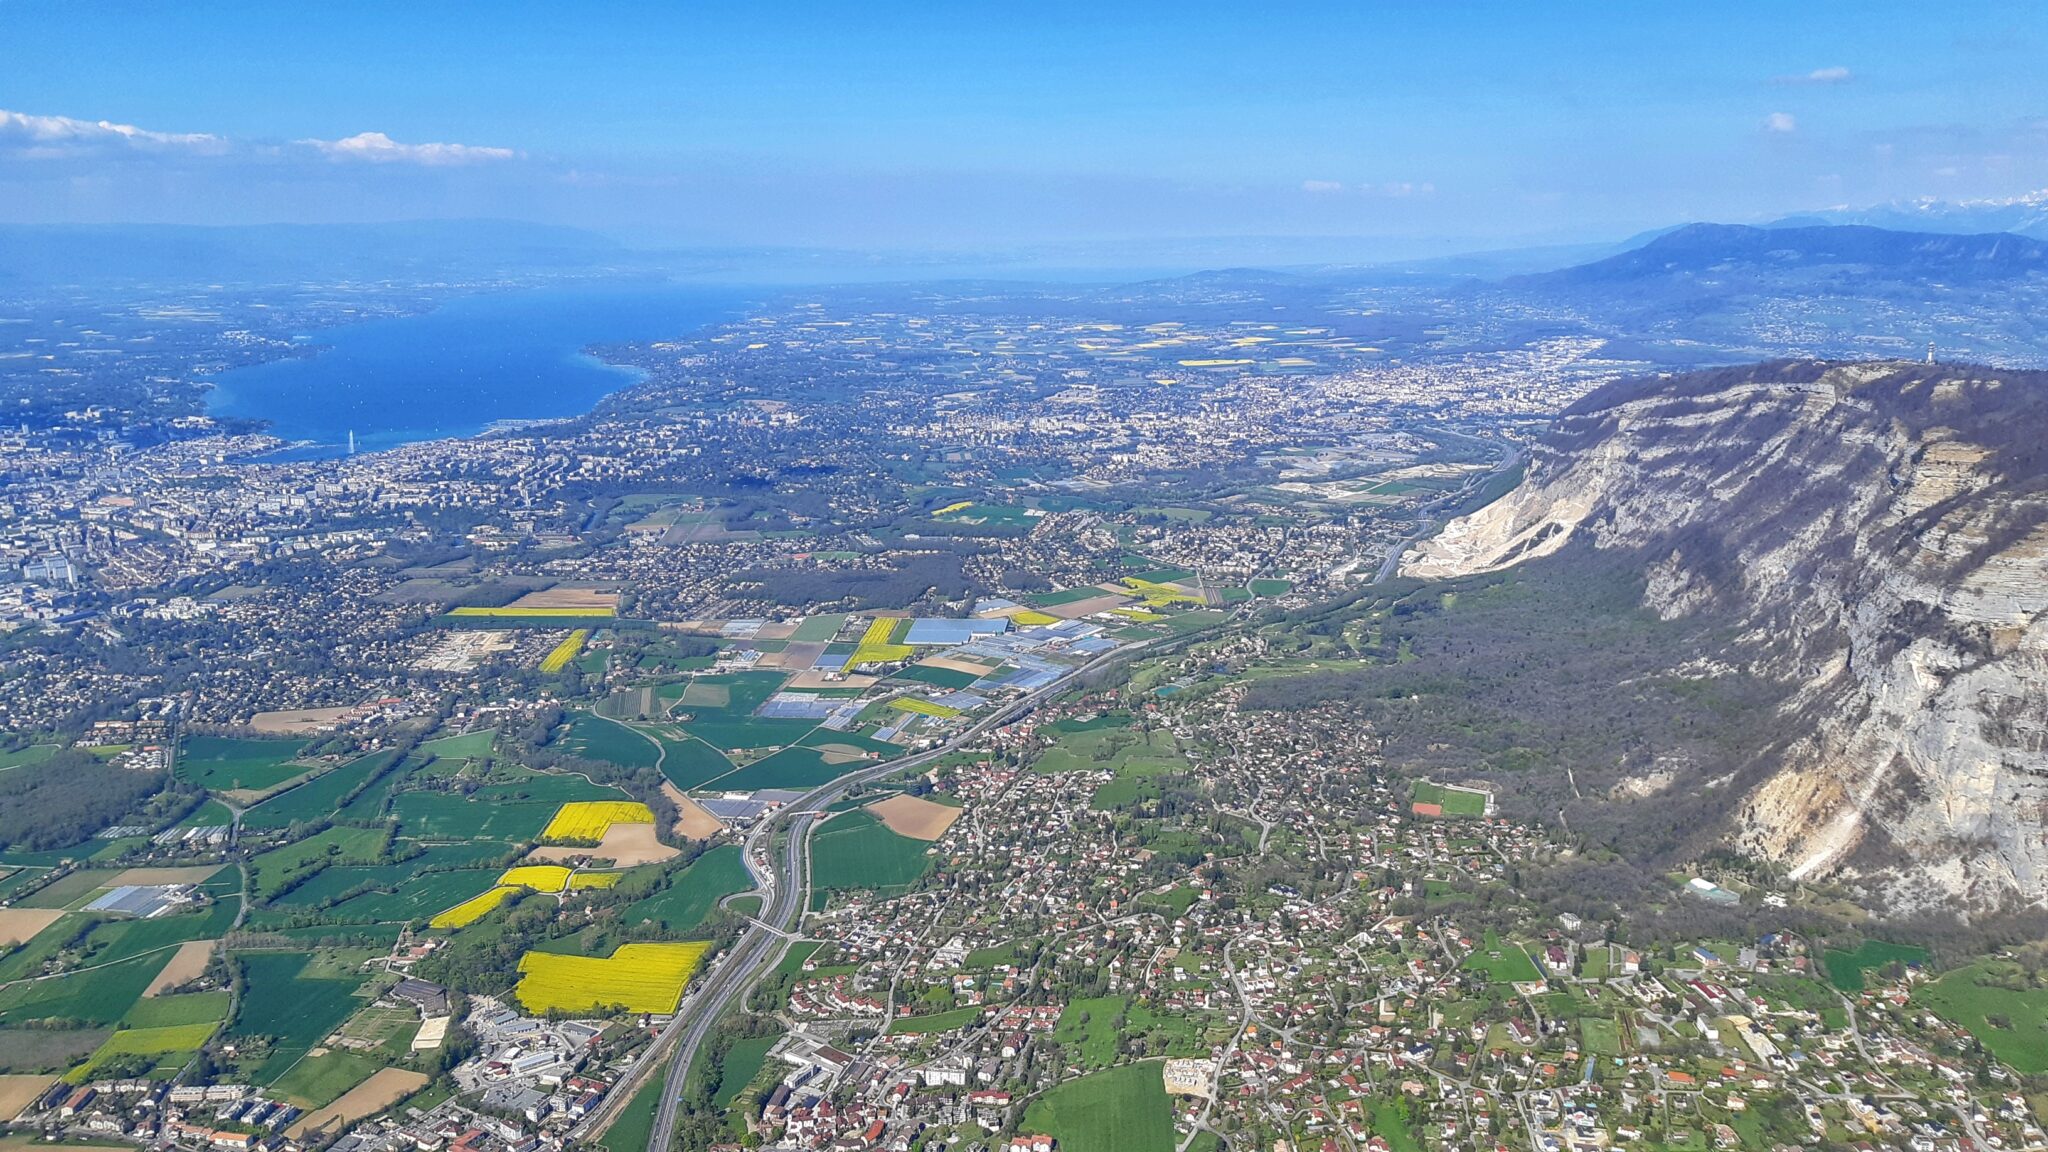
[1403,360,2048,912]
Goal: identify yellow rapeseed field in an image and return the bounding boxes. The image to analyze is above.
[539,629,590,673]
[932,500,974,517]
[1011,610,1060,626]
[849,617,914,666]
[568,872,620,890]
[429,886,517,929]
[541,800,655,843]
[1123,577,1204,608]
[515,941,710,1014]
[497,864,574,892]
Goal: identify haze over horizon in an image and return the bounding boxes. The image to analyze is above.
[5,0,2048,264]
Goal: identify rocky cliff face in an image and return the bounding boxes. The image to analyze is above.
[1403,360,2048,912]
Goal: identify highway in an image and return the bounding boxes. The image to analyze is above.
[594,454,1515,1150]
[616,621,1228,1152]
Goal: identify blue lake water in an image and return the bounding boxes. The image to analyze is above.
[206,282,746,456]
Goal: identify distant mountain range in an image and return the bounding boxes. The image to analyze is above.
[1772,191,2048,240]
[1517,222,2048,288]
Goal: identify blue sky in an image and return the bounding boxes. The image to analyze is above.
[2,0,2044,258]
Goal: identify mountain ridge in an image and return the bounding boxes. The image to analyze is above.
[1402,359,2048,913]
[1516,222,2048,288]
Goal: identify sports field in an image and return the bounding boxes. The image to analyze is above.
[1411,780,1489,817]
[515,941,710,1014]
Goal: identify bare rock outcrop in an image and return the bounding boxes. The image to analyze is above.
[1402,360,2048,912]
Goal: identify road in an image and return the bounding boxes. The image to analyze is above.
[618,620,1229,1152]
[617,455,1518,1149]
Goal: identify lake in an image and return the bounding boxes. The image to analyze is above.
[206,282,746,456]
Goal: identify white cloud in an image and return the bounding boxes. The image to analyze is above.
[299,131,517,166]
[1765,112,1799,133]
[1774,65,1853,86]
[0,109,228,157]
[1301,179,1344,193]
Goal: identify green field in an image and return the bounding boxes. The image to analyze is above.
[1751,973,1849,1029]
[16,867,120,909]
[712,1033,779,1108]
[76,896,236,971]
[1914,961,2048,1073]
[418,729,495,761]
[1411,780,1489,817]
[810,811,931,892]
[1580,1016,1622,1056]
[790,613,849,642]
[271,1048,381,1107]
[250,826,389,899]
[229,951,372,1083]
[324,867,507,924]
[624,845,751,933]
[1019,1061,1176,1152]
[177,736,311,792]
[1823,940,1928,991]
[599,1075,665,1152]
[242,751,401,830]
[123,990,232,1029]
[0,1027,106,1073]
[0,952,162,1026]
[891,663,982,690]
[887,1006,982,1034]
[1027,586,1109,607]
[1247,579,1294,596]
[388,792,559,842]
[1462,931,1541,983]
[561,713,662,770]
[0,745,57,770]
[67,1021,221,1082]
[1033,727,1182,778]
